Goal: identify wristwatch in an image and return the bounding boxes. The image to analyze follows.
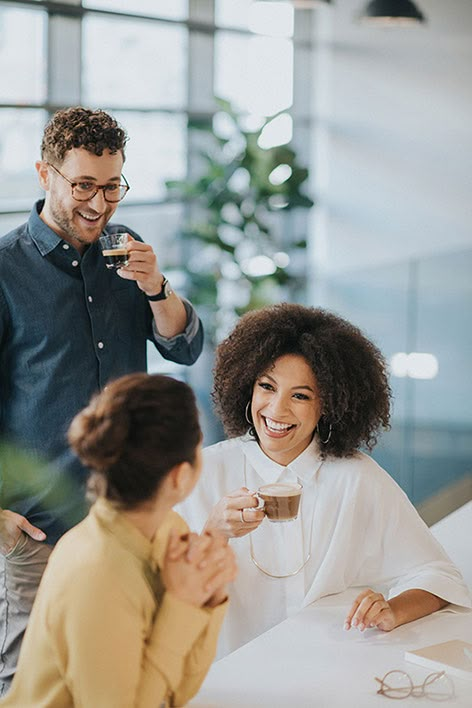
[146,276,173,301]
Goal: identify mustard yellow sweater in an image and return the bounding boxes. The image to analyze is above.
[1,498,227,707]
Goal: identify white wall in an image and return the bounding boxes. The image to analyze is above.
[310,0,472,275]
[303,1,472,506]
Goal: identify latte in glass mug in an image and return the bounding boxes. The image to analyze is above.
[257,482,302,522]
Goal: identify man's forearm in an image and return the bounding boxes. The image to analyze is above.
[149,294,188,338]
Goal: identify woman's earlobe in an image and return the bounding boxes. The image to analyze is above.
[172,461,193,499]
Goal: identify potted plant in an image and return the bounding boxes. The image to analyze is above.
[166,98,314,345]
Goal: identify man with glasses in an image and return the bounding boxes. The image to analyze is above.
[0,106,204,693]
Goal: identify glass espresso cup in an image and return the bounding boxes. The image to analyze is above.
[99,232,129,270]
[255,482,302,522]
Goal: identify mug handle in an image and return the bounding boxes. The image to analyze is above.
[253,493,265,511]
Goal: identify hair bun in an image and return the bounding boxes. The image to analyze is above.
[68,397,130,472]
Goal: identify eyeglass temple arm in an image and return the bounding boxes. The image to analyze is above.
[374,677,389,695]
[375,677,410,696]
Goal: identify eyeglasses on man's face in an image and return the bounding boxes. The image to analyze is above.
[47,162,130,203]
[375,670,455,701]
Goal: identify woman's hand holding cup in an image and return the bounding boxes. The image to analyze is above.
[203,487,265,539]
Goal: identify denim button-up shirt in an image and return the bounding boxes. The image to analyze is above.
[0,201,204,542]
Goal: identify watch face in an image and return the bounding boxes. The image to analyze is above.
[164,281,173,298]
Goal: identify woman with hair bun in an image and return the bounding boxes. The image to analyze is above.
[178,303,471,658]
[1,373,236,708]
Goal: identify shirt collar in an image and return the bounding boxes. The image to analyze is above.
[239,434,323,486]
[28,200,65,256]
[91,497,154,565]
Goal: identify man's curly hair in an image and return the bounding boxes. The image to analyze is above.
[212,303,391,459]
[41,107,128,165]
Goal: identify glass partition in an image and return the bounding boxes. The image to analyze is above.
[319,249,472,506]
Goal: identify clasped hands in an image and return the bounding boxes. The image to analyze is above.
[162,529,237,610]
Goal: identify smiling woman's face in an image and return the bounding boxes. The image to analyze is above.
[251,354,322,466]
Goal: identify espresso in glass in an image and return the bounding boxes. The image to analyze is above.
[257,482,302,522]
[102,247,129,270]
[99,233,129,270]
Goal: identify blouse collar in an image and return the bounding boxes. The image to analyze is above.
[238,434,323,486]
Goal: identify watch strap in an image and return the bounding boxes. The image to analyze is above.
[146,276,172,301]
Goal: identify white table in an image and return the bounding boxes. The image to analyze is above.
[190,589,472,707]
[189,502,472,706]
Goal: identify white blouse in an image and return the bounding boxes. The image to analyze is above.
[177,436,471,658]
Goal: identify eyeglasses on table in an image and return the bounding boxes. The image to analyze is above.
[375,669,455,701]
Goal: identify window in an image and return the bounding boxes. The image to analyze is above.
[215,32,293,116]
[113,111,186,201]
[83,0,187,21]
[0,0,307,394]
[0,5,46,103]
[0,109,45,212]
[82,15,187,109]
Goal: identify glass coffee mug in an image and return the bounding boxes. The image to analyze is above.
[256,482,302,522]
[249,481,311,578]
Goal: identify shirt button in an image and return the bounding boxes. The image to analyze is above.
[98,341,104,349]
[72,260,79,267]
[62,243,70,250]
[88,295,93,303]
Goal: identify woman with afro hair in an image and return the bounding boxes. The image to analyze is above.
[178,304,470,658]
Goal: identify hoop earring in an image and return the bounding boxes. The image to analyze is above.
[245,401,257,438]
[317,419,332,445]
[245,401,253,426]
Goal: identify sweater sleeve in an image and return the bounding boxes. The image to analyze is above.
[136,593,227,708]
[148,509,229,705]
[171,600,228,707]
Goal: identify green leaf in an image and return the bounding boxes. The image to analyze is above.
[164,97,314,341]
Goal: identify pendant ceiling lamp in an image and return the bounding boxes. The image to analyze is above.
[360,0,426,24]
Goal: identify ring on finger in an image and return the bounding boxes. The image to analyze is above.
[239,509,245,523]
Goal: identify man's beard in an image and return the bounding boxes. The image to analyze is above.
[49,199,109,247]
